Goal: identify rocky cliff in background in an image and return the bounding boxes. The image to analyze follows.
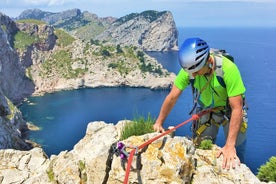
[14,17,175,95]
[16,8,115,40]
[95,10,178,51]
[0,121,264,184]
[0,89,32,150]
[0,13,34,150]
[0,13,35,104]
[16,9,178,51]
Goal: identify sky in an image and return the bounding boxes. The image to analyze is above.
[1,0,276,27]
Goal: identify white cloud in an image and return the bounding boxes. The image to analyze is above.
[23,0,65,6]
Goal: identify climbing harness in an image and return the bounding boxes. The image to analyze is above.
[192,105,248,139]
[192,106,228,137]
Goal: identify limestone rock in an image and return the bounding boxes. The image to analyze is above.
[0,148,49,184]
[0,121,266,184]
[96,10,178,51]
[0,13,35,104]
[16,9,178,51]
[0,89,32,150]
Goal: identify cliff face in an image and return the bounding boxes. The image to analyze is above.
[95,10,178,51]
[0,121,263,184]
[0,13,34,150]
[0,13,35,104]
[17,9,178,51]
[14,22,175,95]
[0,91,32,150]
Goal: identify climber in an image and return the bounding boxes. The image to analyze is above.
[153,37,248,170]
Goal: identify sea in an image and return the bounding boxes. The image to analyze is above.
[19,27,276,174]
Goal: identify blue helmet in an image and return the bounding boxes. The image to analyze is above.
[178,38,210,74]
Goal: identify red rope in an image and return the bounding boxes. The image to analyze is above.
[123,110,211,184]
[124,149,136,184]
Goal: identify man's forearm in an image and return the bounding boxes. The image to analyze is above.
[226,108,242,147]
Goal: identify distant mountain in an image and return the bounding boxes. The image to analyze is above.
[95,10,178,51]
[16,9,178,51]
[17,8,54,20]
[16,8,116,41]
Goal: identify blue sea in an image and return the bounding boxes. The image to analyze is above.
[19,27,276,174]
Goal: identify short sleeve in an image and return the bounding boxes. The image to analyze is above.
[174,69,190,91]
[223,58,246,97]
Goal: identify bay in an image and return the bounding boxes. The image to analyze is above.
[19,27,276,174]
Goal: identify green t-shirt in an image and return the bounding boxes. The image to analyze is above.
[174,56,246,108]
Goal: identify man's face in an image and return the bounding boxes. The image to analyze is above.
[192,65,209,77]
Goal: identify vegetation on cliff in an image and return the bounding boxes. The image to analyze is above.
[54,29,75,47]
[10,10,177,95]
[115,10,167,26]
[120,114,155,140]
[13,19,46,50]
[257,156,276,182]
[11,18,172,95]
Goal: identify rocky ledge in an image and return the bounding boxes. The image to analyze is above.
[0,121,268,184]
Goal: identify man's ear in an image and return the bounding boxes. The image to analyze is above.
[207,56,214,68]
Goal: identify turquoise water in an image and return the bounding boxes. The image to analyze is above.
[19,27,276,174]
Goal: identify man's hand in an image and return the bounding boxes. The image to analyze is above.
[216,145,241,170]
[153,122,165,133]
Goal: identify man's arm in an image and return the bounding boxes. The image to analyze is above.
[153,85,182,132]
[217,94,243,169]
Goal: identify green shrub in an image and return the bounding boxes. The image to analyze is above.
[116,44,123,54]
[90,39,101,45]
[257,156,276,182]
[120,113,155,140]
[41,50,86,79]
[198,139,213,150]
[54,29,75,47]
[101,49,111,57]
[78,160,87,182]
[13,31,37,50]
[137,50,145,60]
[46,167,55,181]
[108,60,130,76]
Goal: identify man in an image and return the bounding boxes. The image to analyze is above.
[153,37,248,170]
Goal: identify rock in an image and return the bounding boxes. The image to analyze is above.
[0,90,32,150]
[0,121,265,184]
[0,13,35,104]
[16,9,178,51]
[0,148,49,184]
[96,10,178,51]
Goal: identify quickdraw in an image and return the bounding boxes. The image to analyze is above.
[113,141,138,170]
